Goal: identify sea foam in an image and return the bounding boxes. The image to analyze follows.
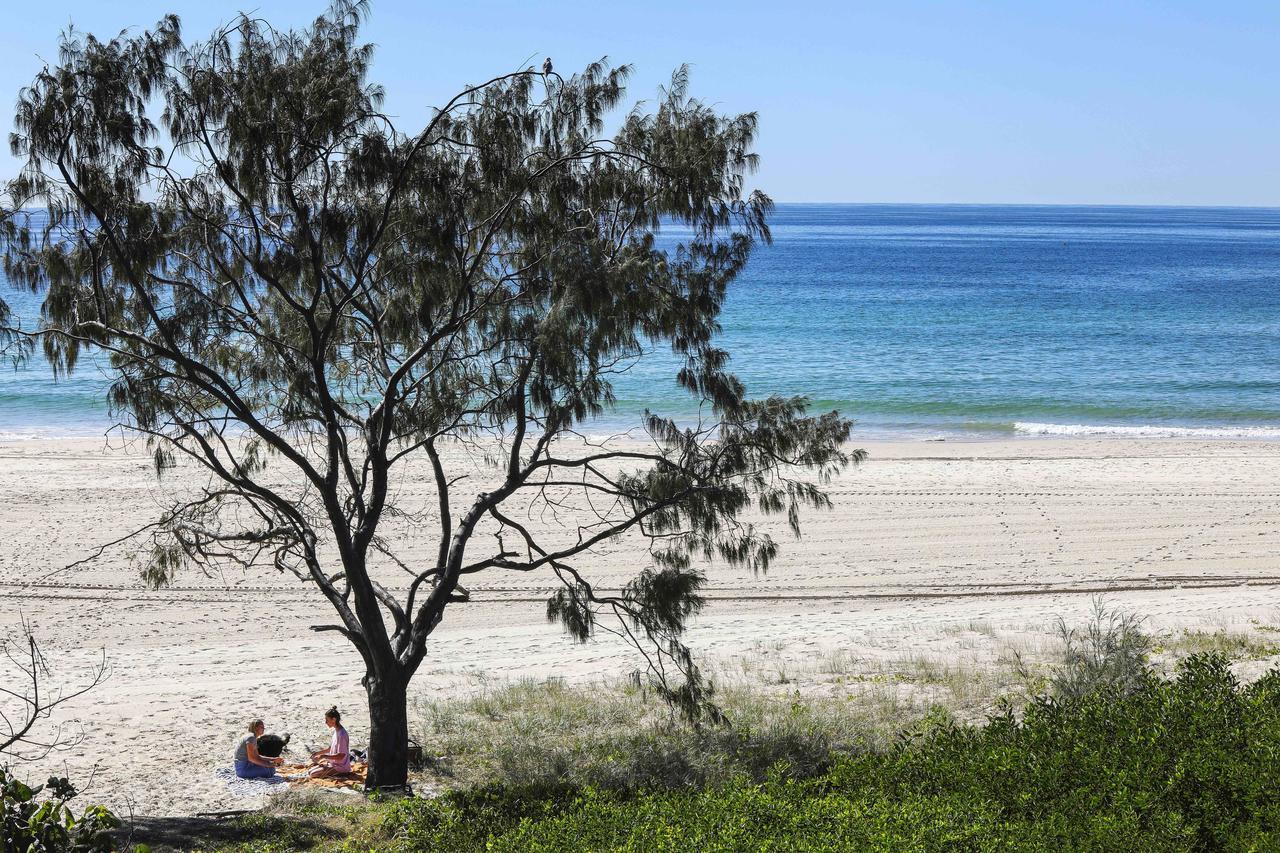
[1013,422,1280,439]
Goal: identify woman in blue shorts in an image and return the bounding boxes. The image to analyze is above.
[234,718,284,779]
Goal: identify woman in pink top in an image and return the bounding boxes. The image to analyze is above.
[307,706,351,778]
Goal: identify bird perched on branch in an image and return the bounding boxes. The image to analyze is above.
[543,57,553,75]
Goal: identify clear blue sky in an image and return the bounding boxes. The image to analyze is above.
[1,1,1277,205]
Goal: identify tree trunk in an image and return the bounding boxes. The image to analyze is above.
[364,671,410,791]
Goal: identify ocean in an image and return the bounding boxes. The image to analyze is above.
[5,204,1280,440]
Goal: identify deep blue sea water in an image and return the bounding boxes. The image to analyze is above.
[6,204,1280,439]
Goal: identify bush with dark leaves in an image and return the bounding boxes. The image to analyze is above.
[1,767,119,852]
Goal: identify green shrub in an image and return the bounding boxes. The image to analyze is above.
[382,654,1280,851]
[490,782,1018,852]
[1,766,119,852]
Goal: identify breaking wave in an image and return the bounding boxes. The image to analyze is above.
[1013,422,1280,439]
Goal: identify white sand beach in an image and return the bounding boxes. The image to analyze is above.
[3,435,1280,816]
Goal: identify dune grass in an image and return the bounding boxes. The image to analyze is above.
[413,677,873,794]
[1155,628,1280,661]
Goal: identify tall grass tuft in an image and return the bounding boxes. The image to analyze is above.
[1048,597,1153,701]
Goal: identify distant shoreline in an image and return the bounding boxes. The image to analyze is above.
[9,421,1280,444]
[767,201,1280,211]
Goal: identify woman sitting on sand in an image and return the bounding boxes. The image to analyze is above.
[306,706,352,778]
[234,719,284,779]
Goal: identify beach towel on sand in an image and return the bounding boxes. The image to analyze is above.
[280,760,369,793]
[213,767,290,798]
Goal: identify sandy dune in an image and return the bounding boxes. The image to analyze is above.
[2,436,1279,816]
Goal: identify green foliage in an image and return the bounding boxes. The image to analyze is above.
[1,767,119,852]
[378,654,1280,851]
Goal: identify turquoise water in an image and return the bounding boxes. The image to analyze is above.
[6,204,1280,439]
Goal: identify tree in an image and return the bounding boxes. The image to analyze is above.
[0,1,856,790]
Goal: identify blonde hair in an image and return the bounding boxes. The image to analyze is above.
[247,718,263,734]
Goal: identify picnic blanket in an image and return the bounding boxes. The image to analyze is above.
[214,760,368,797]
[279,760,368,793]
[213,767,290,798]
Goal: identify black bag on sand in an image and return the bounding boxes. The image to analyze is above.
[257,733,290,758]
